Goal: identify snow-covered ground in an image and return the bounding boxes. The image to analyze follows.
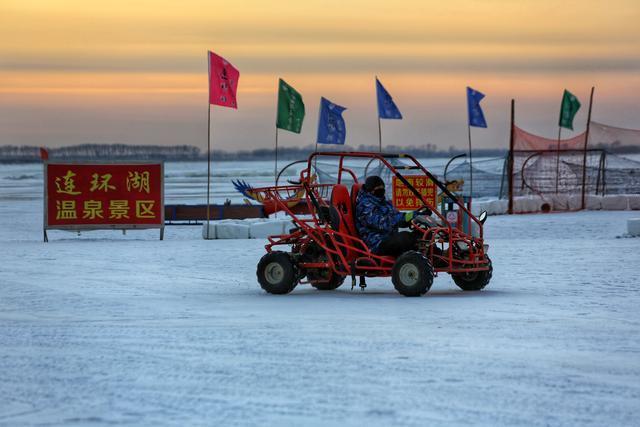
[2,179,640,425]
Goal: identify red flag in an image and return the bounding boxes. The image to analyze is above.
[40,147,49,161]
[208,51,239,109]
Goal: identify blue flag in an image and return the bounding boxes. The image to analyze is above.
[376,78,402,119]
[467,87,487,128]
[317,97,347,145]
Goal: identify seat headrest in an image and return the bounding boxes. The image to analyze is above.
[331,184,351,209]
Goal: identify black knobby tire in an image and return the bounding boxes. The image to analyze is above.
[452,257,493,291]
[256,251,298,294]
[392,251,434,297]
[308,270,345,291]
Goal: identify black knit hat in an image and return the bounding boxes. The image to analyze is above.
[364,175,385,192]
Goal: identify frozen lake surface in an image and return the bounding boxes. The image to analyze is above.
[1,164,640,426]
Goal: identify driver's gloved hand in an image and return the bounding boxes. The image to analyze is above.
[415,206,432,216]
[402,206,433,227]
[400,210,415,227]
[404,211,415,223]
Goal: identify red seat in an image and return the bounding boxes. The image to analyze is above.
[330,184,357,237]
[329,184,362,261]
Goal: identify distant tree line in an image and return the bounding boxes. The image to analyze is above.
[1,142,638,163]
[0,144,201,163]
[591,141,640,154]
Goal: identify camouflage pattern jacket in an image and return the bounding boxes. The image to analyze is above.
[355,189,405,252]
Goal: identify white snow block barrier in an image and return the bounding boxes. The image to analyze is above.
[486,199,508,215]
[602,195,628,210]
[627,195,640,210]
[550,194,569,211]
[513,196,542,213]
[586,195,603,210]
[202,222,217,239]
[567,195,583,210]
[246,218,267,224]
[512,197,527,213]
[249,221,285,239]
[495,199,508,215]
[216,221,250,239]
[628,218,640,236]
[528,196,544,213]
[484,200,497,215]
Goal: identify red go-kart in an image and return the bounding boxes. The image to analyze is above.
[253,152,492,297]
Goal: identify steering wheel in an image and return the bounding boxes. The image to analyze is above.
[412,214,439,229]
[415,206,432,216]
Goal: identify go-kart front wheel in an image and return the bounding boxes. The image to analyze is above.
[451,257,492,291]
[392,251,434,297]
[257,251,298,294]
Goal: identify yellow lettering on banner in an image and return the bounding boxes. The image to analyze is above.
[82,200,104,219]
[416,178,424,187]
[54,170,81,195]
[109,200,130,219]
[135,200,156,218]
[55,200,77,220]
[395,188,402,196]
[126,171,150,194]
[407,198,415,207]
[90,173,116,192]
[397,198,405,207]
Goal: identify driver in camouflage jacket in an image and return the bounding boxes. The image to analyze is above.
[355,176,431,257]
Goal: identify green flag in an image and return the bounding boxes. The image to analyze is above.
[276,79,305,133]
[559,89,581,130]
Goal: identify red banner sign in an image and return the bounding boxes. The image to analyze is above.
[45,163,164,229]
[392,175,437,210]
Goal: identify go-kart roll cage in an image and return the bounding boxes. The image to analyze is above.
[256,152,489,281]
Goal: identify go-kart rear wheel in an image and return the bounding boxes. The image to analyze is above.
[308,270,345,290]
[257,251,298,294]
[452,257,492,291]
[301,242,344,290]
[392,251,434,297]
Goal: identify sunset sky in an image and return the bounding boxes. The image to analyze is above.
[1,0,639,151]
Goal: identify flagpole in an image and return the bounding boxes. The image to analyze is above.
[555,126,562,194]
[508,99,515,214]
[314,99,320,171]
[377,116,382,153]
[206,102,212,238]
[206,52,212,239]
[274,79,280,187]
[375,76,382,153]
[274,128,279,186]
[467,124,473,201]
[580,86,595,210]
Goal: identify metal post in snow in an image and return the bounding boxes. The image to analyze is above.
[508,99,515,214]
[555,126,562,194]
[274,128,279,186]
[206,102,212,239]
[467,124,473,201]
[580,87,595,210]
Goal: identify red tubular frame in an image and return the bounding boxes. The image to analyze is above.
[254,152,490,282]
